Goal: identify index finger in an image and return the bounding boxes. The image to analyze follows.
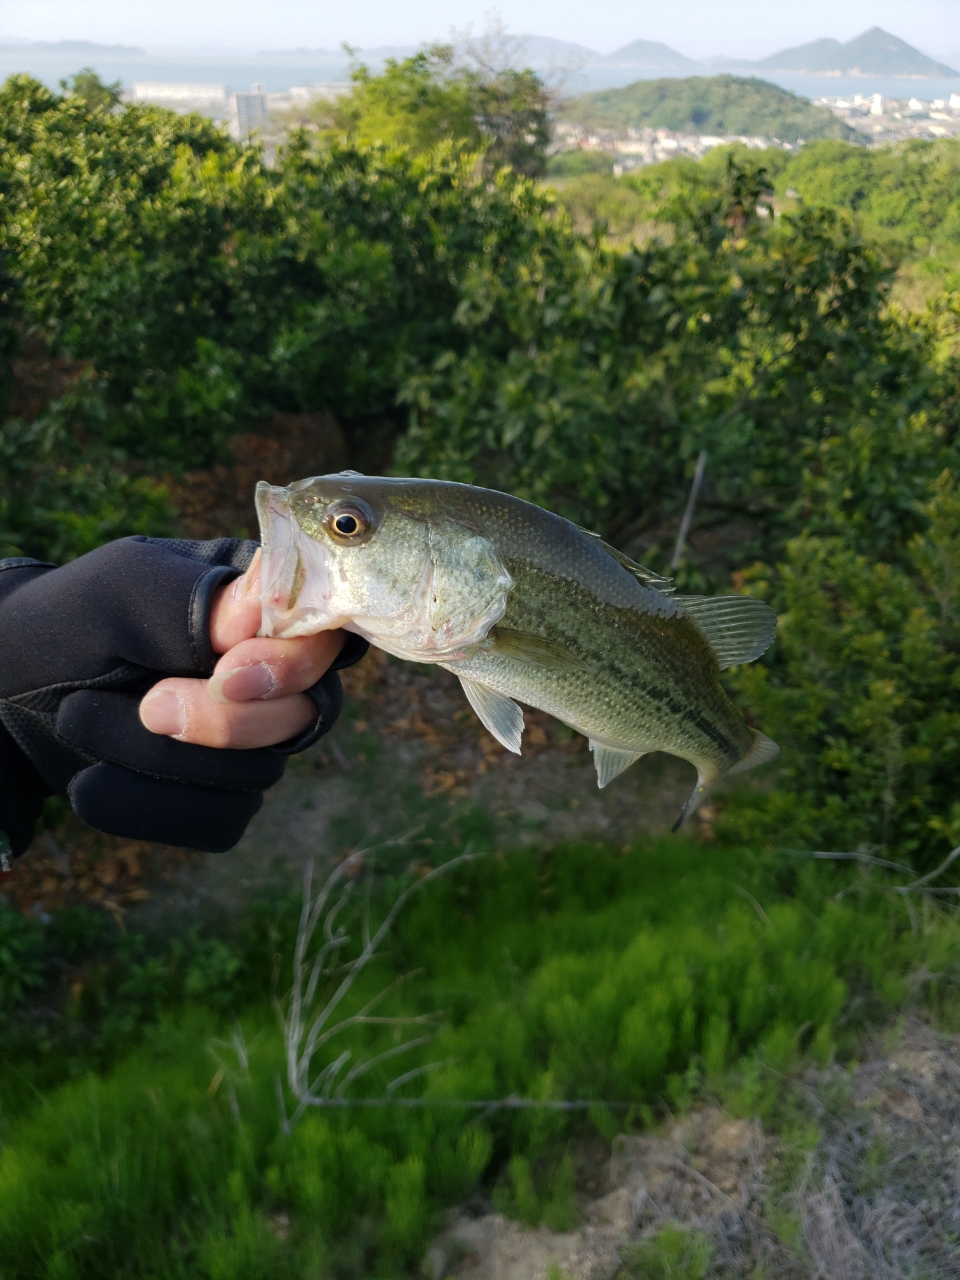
[209,549,264,654]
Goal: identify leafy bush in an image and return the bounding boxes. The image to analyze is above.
[0,404,174,561]
[399,160,917,540]
[0,901,43,1009]
[733,467,960,870]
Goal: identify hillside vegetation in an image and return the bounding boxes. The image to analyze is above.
[556,135,960,295]
[558,75,855,142]
[765,137,960,253]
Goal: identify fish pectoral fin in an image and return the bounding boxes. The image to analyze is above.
[725,730,781,777]
[675,594,777,669]
[589,742,644,789]
[492,628,590,674]
[458,677,524,755]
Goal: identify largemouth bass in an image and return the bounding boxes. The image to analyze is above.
[256,473,779,827]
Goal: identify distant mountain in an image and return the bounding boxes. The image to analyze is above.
[514,36,601,65]
[560,75,855,142]
[601,40,703,73]
[11,40,146,56]
[261,45,415,59]
[753,27,957,77]
[259,47,341,57]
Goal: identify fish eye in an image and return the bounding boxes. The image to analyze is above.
[325,501,374,542]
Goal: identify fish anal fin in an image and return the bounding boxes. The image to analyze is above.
[458,677,524,754]
[589,741,643,789]
[726,730,781,778]
[676,594,777,669]
[492,627,590,674]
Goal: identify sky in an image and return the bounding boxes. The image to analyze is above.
[1,0,958,60]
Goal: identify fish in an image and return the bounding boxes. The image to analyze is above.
[255,473,780,827]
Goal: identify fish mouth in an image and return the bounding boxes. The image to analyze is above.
[255,481,340,638]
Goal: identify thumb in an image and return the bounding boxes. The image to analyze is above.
[209,549,263,654]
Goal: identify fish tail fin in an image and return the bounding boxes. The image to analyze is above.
[672,732,780,832]
[725,730,781,778]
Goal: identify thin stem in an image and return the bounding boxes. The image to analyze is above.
[671,449,707,570]
[893,844,960,894]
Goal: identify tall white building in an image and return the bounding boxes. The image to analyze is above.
[232,86,269,140]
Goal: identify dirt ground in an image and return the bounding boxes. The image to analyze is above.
[426,1017,960,1279]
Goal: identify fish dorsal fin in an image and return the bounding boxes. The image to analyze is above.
[578,528,676,597]
[589,741,644,788]
[676,594,777,670]
[726,729,781,778]
[458,677,524,754]
[492,627,591,674]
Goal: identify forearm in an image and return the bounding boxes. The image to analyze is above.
[0,559,56,859]
[0,720,49,862]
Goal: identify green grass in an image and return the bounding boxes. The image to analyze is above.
[2,836,960,1277]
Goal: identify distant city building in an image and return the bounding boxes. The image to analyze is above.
[232,87,269,140]
[870,93,883,115]
[132,82,226,103]
[289,83,350,103]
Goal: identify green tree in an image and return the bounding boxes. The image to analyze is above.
[63,68,122,111]
[308,46,552,176]
[321,49,481,154]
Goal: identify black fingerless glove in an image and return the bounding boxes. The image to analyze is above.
[0,537,367,859]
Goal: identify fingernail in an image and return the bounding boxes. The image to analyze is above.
[218,662,277,702]
[141,689,186,737]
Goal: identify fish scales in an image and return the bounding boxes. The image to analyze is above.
[255,473,779,826]
[445,558,753,777]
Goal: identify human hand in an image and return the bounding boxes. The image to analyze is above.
[139,550,346,748]
[0,535,365,853]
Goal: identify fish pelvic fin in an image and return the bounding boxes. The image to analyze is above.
[458,677,524,754]
[589,741,644,788]
[725,729,781,778]
[675,594,777,669]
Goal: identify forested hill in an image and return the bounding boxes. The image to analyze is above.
[560,75,856,142]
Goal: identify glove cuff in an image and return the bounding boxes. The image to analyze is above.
[269,669,344,756]
[329,632,369,672]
